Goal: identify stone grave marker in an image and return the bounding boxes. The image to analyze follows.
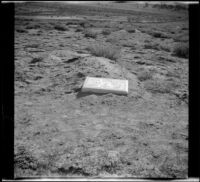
[82,77,128,95]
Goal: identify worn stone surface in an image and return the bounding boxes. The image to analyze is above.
[82,77,128,95]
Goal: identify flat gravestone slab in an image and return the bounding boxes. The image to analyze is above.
[82,77,128,95]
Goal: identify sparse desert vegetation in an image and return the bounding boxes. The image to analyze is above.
[144,43,160,50]
[144,79,179,94]
[101,28,112,36]
[152,3,188,11]
[87,44,120,61]
[149,31,169,38]
[16,27,28,33]
[173,43,189,58]
[14,1,188,178]
[54,24,68,31]
[137,70,154,81]
[84,29,98,38]
[125,27,136,33]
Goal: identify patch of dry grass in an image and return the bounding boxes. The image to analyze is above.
[106,37,119,45]
[144,42,171,52]
[16,27,28,33]
[173,33,188,42]
[126,27,136,33]
[137,70,154,82]
[54,25,68,31]
[172,43,189,58]
[79,21,92,28]
[26,24,41,29]
[144,79,179,94]
[75,27,83,32]
[87,44,120,61]
[144,43,160,50]
[149,31,169,38]
[121,41,136,49]
[127,16,135,23]
[159,44,171,52]
[101,29,112,36]
[84,29,98,38]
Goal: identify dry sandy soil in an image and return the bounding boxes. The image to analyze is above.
[14,2,188,178]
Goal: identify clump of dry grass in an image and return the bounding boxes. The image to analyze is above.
[150,31,169,38]
[75,27,83,32]
[126,27,136,33]
[16,27,28,33]
[87,44,120,60]
[153,3,188,11]
[159,44,171,52]
[54,25,68,31]
[79,21,92,28]
[54,147,123,176]
[137,70,153,81]
[144,43,160,50]
[127,16,134,23]
[172,43,189,58]
[106,37,119,45]
[144,79,179,94]
[30,56,43,64]
[26,24,41,29]
[121,40,136,49]
[84,29,98,38]
[144,42,171,52]
[173,32,188,42]
[101,29,111,36]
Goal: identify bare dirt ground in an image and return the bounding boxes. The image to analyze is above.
[14,2,188,178]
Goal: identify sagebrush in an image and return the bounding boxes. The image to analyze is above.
[87,44,120,60]
[173,43,189,58]
[84,29,98,38]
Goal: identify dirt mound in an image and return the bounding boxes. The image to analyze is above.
[21,49,141,98]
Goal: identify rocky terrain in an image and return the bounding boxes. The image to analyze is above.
[14,2,188,178]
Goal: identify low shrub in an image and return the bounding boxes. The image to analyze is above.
[54,25,68,31]
[75,27,83,32]
[87,44,120,60]
[153,3,187,11]
[172,43,189,58]
[42,24,53,31]
[150,31,169,38]
[126,27,136,33]
[137,70,153,81]
[121,41,136,48]
[174,4,188,11]
[26,24,41,29]
[173,33,188,42]
[144,79,179,94]
[102,29,111,36]
[144,42,171,52]
[16,28,28,33]
[84,29,98,38]
[144,39,151,43]
[106,37,119,46]
[66,21,77,26]
[159,45,171,52]
[79,21,91,28]
[30,57,43,64]
[181,27,188,30]
[127,16,134,23]
[144,43,160,50]
[37,30,43,35]
[28,44,39,48]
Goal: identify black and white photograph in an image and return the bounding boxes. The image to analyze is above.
[11,1,192,179]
